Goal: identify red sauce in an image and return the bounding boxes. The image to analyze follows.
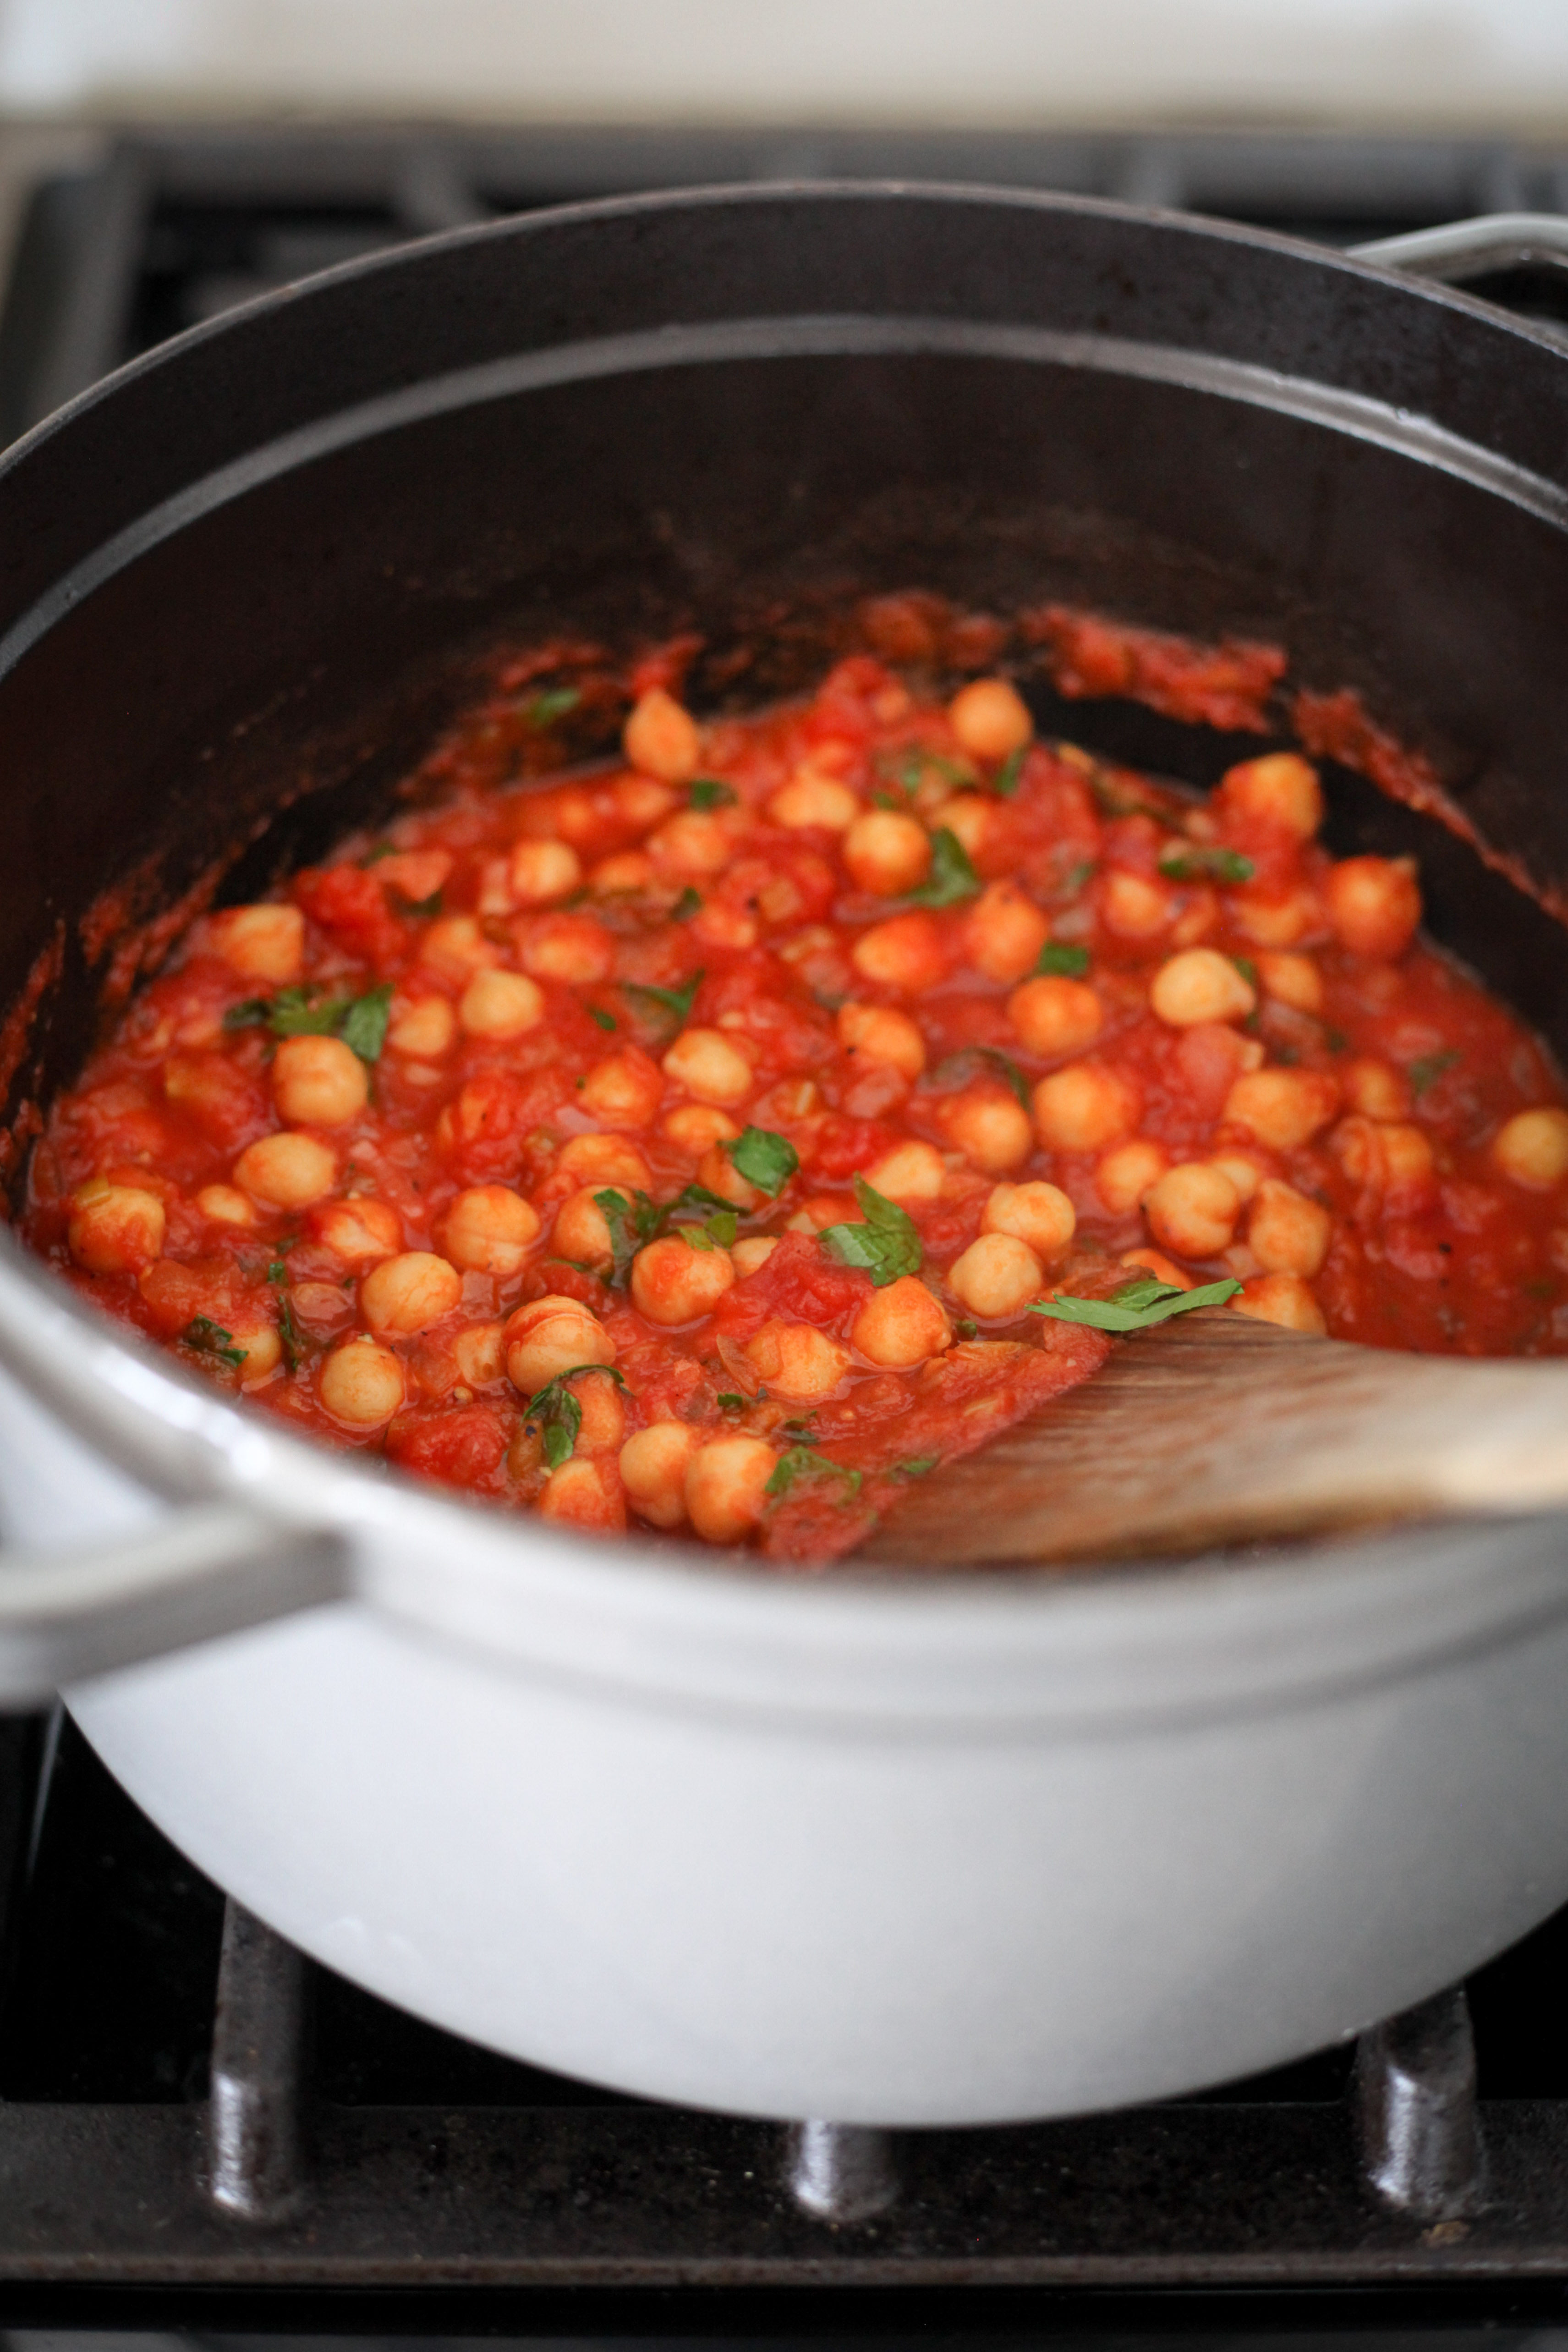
[21,623,1568,1564]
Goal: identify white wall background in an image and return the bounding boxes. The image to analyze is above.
[2,0,1568,126]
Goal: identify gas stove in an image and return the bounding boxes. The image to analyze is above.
[2,120,1568,2340]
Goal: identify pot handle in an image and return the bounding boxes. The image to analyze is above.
[0,1499,349,1705]
[1349,212,1568,286]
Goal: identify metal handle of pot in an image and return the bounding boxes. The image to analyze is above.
[1349,212,1568,285]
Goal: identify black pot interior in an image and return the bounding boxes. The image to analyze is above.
[2,190,1567,1194]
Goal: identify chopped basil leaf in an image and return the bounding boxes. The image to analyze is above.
[1409,1048,1462,1097]
[594,1186,663,1282]
[361,842,397,864]
[819,1177,922,1287]
[521,685,580,729]
[907,827,980,909]
[993,746,1026,798]
[398,888,444,919]
[1233,955,1258,989]
[729,1125,799,1198]
[183,1315,247,1371]
[765,1446,863,1503]
[689,778,737,810]
[892,1454,940,1479]
[339,982,394,1064]
[1057,857,1098,900]
[779,1416,818,1440]
[268,986,346,1039]
[623,969,704,1027]
[587,1005,618,1032]
[682,1209,739,1252]
[264,1260,305,1371]
[715,1393,747,1411]
[525,1363,628,1469]
[1157,844,1256,886]
[671,886,702,922]
[1034,941,1090,978]
[223,997,271,1030]
[668,1181,737,1219]
[227,981,392,1062]
[872,789,904,810]
[1031,1273,1242,1332]
[928,1046,1030,1108]
[955,1318,979,1340]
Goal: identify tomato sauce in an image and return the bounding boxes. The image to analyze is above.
[22,620,1568,1564]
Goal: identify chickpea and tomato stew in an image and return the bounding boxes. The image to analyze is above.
[26,636,1568,1563]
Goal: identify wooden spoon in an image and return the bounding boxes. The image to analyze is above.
[856,1310,1568,1568]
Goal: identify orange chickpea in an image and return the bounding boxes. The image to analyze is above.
[837,1001,925,1081]
[663,1026,753,1107]
[746,1318,853,1402]
[620,1421,700,1528]
[1150,948,1255,1029]
[1231,887,1321,948]
[851,912,946,992]
[1232,1272,1327,1334]
[1223,1068,1340,1151]
[1248,1178,1332,1278]
[312,1196,403,1265]
[646,810,734,876]
[505,1295,616,1393]
[947,1232,1043,1319]
[1096,1137,1168,1216]
[556,1134,652,1189]
[1331,1116,1436,1205]
[768,769,860,830]
[518,913,615,985]
[852,1276,952,1368]
[843,810,932,897]
[271,1034,368,1127]
[450,1322,507,1387]
[540,1457,627,1535]
[1121,1247,1193,1290]
[963,883,1050,985]
[948,677,1032,760]
[1008,975,1103,1059]
[566,1368,627,1455]
[361,1250,463,1338]
[68,1184,166,1275]
[1208,1151,1264,1204]
[458,968,545,1038]
[388,995,457,1057]
[1493,1107,1568,1191]
[624,687,701,783]
[684,1434,776,1544]
[208,903,305,982]
[1218,752,1323,839]
[1256,952,1323,1015]
[662,1104,740,1153]
[1101,871,1175,940]
[590,851,655,895]
[227,1320,283,1385]
[1145,1162,1241,1260]
[939,1089,1033,1173]
[420,914,498,977]
[691,1140,759,1213]
[234,1131,337,1209]
[508,838,582,905]
[981,1179,1076,1262]
[731,1235,779,1277]
[938,794,993,862]
[553,1188,614,1265]
[612,773,678,830]
[1343,1058,1410,1119]
[1326,856,1421,960]
[1033,1062,1140,1153]
[865,1139,946,1201]
[318,1336,405,1427]
[441,1185,541,1275]
[630,1234,736,1324]
[579,1050,665,1129]
[195,1184,254,1228]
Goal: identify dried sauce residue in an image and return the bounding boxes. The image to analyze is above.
[1023,604,1288,734]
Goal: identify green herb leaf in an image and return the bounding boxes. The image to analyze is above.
[593,1186,662,1282]
[992,746,1026,798]
[671,886,702,922]
[339,982,394,1064]
[682,1209,739,1252]
[587,1005,618,1033]
[398,888,444,919]
[819,1176,923,1288]
[668,1181,738,1220]
[892,1454,940,1480]
[688,778,737,810]
[716,1393,747,1411]
[521,685,580,729]
[1031,1273,1242,1332]
[1056,856,1097,900]
[1157,844,1256,886]
[264,1261,305,1371]
[728,1125,800,1198]
[222,997,271,1031]
[907,828,980,909]
[1409,1048,1461,1097]
[764,1446,863,1503]
[955,1318,979,1340]
[183,1315,247,1371]
[267,984,351,1038]
[622,969,704,1029]
[361,842,397,864]
[525,1363,629,1469]
[1034,940,1091,978]
[1233,955,1258,989]
[872,789,904,810]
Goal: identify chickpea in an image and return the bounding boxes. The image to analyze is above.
[316,1333,405,1428]
[388,994,457,1058]
[505,1294,616,1393]
[851,912,946,992]
[68,1184,166,1275]
[553,1188,614,1265]
[630,1233,736,1324]
[662,1026,753,1107]
[1008,975,1104,1060]
[509,838,582,905]
[1343,1058,1410,1119]
[450,1321,507,1387]
[459,968,545,1039]
[1232,887,1319,948]
[1223,1068,1339,1151]
[852,1275,952,1368]
[441,1185,541,1275]
[1248,1178,1332,1277]
[557,1133,652,1189]
[1096,1138,1168,1216]
[843,810,932,897]
[949,677,1032,760]
[1033,1062,1140,1153]
[313,1195,403,1264]
[662,1104,740,1153]
[1327,855,1421,960]
[746,1318,853,1401]
[271,1033,368,1128]
[234,1131,337,1209]
[947,1232,1043,1319]
[1219,752,1323,839]
[227,1321,283,1385]
[684,1433,776,1544]
[624,686,702,783]
[696,1140,762,1212]
[938,794,993,861]
[1256,952,1323,1015]
[1101,871,1174,940]
[620,1420,699,1528]
[1493,1106,1568,1191]
[690,900,758,950]
[963,883,1050,985]
[590,851,655,895]
[540,1457,627,1535]
[940,1089,1033,1173]
[1121,1246,1193,1290]
[566,1368,627,1455]
[196,1184,254,1227]
[836,1001,924,1081]
[612,773,678,830]
[518,913,615,985]
[1145,1162,1241,1261]
[421,914,498,977]
[768,770,859,830]
[646,810,734,876]
[865,1138,945,1200]
[1150,948,1255,1030]
[1330,1115,1436,1202]
[1232,1272,1327,1335]
[579,1050,665,1129]
[208,903,305,982]
[361,1250,463,1338]
[982,1179,1076,1262]
[731,1235,779,1277]
[1208,1151,1264,1204]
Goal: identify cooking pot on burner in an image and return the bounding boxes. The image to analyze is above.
[0,187,1566,2123]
